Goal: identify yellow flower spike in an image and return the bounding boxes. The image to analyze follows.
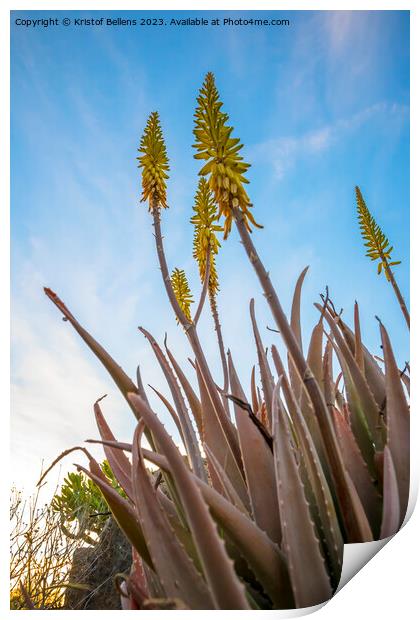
[171,268,194,323]
[191,178,223,295]
[193,73,262,239]
[137,111,170,210]
[355,186,401,278]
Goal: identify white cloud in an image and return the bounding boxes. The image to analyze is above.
[251,102,408,180]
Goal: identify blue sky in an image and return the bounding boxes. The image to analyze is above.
[11,10,409,494]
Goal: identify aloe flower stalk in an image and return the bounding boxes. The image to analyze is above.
[191,178,228,394]
[356,186,409,329]
[193,73,372,541]
[137,112,245,477]
[171,268,194,323]
[193,73,262,239]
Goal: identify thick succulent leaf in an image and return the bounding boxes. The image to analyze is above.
[142,447,294,609]
[98,437,281,598]
[94,399,134,500]
[322,340,335,408]
[148,385,184,443]
[353,302,365,374]
[44,288,139,416]
[380,445,401,538]
[131,422,214,609]
[165,342,203,437]
[124,548,150,608]
[332,408,382,537]
[277,369,343,587]
[76,463,153,567]
[400,370,410,396]
[318,306,384,451]
[272,381,332,607]
[195,361,250,509]
[329,340,377,477]
[272,345,330,484]
[136,365,151,407]
[288,267,309,401]
[306,318,324,388]
[342,471,373,542]
[228,352,281,544]
[290,266,309,350]
[128,393,250,610]
[154,488,202,568]
[250,366,259,417]
[249,299,275,425]
[139,327,206,481]
[204,444,249,515]
[331,312,386,409]
[380,323,410,524]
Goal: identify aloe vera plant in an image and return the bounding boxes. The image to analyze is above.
[41,73,410,610]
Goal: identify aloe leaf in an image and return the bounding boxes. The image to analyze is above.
[141,447,294,609]
[353,302,365,374]
[128,393,251,610]
[290,266,309,351]
[272,345,329,482]
[136,365,151,407]
[93,398,134,500]
[331,312,385,409]
[380,445,401,538]
[329,338,377,477]
[322,340,335,409]
[342,471,373,542]
[318,306,384,452]
[204,444,249,515]
[76,463,153,567]
[195,361,250,509]
[155,487,202,569]
[131,422,214,609]
[148,385,185,444]
[288,266,309,401]
[139,327,206,482]
[306,318,324,388]
[93,396,189,535]
[44,288,139,416]
[228,352,281,545]
[400,370,410,396]
[249,299,275,425]
[250,366,259,417]
[272,381,332,607]
[164,341,203,438]
[276,368,343,587]
[332,408,382,537]
[380,323,410,523]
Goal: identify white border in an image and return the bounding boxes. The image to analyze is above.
[2,2,417,618]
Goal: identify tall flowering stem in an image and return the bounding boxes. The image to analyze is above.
[191,179,229,394]
[356,186,409,329]
[194,73,368,541]
[193,73,262,239]
[171,268,194,323]
[138,112,244,475]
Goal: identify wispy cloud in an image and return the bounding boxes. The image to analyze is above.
[251,102,408,180]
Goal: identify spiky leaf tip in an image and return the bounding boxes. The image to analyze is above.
[137,112,169,210]
[171,268,194,322]
[356,186,401,281]
[193,72,262,239]
[191,178,222,295]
